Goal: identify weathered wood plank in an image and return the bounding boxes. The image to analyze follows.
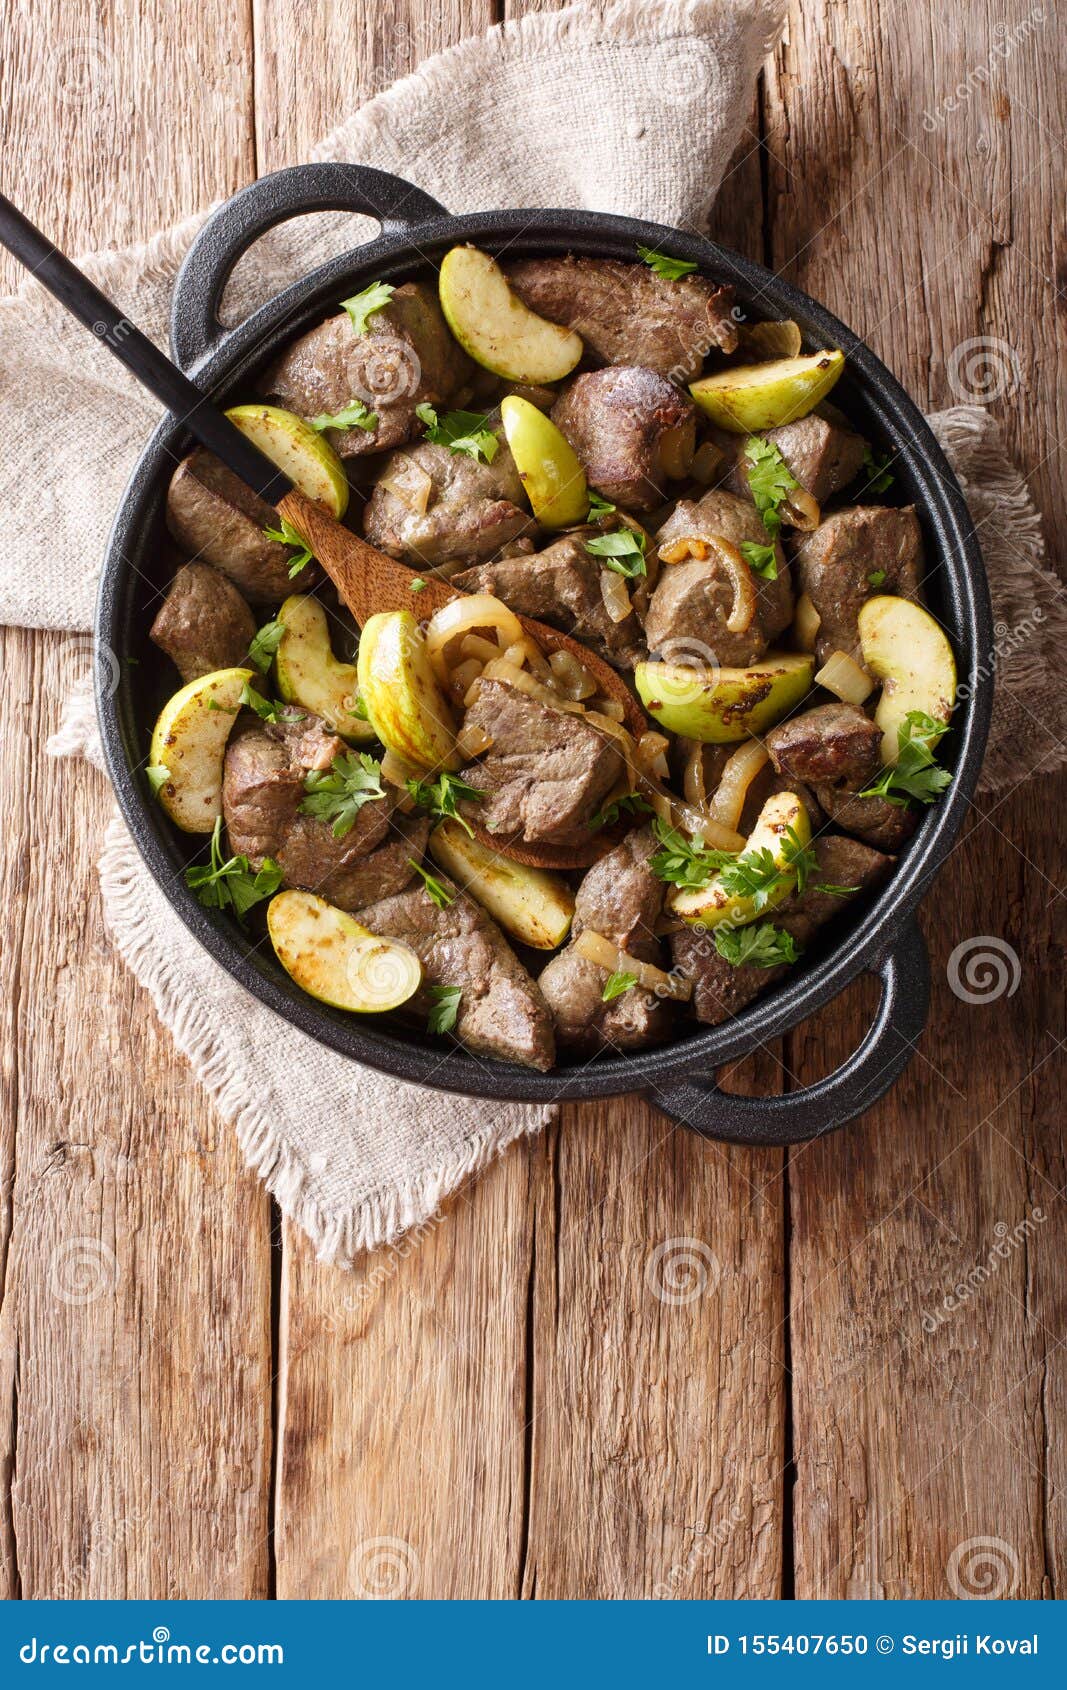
[0,1,273,1599]
[765,0,1066,1598]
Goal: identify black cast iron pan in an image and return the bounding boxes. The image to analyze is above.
[84,163,992,1144]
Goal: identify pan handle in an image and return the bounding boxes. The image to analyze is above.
[650,918,930,1145]
[170,163,448,371]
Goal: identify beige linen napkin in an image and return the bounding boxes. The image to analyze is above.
[2,1,1060,1263]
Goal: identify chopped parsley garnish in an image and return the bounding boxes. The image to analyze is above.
[739,539,779,581]
[637,244,698,280]
[861,446,895,494]
[146,763,171,795]
[238,681,292,722]
[185,817,283,923]
[859,711,952,807]
[867,569,887,587]
[587,490,618,517]
[341,280,395,334]
[410,860,455,909]
[300,752,385,837]
[263,516,314,579]
[714,922,801,969]
[351,694,370,721]
[416,403,498,463]
[584,528,647,578]
[310,399,377,433]
[743,437,798,541]
[406,771,485,837]
[246,619,285,675]
[649,817,735,889]
[602,970,638,1003]
[409,577,427,593]
[427,983,462,1034]
[589,791,655,830]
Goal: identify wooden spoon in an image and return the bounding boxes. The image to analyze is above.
[279,489,648,870]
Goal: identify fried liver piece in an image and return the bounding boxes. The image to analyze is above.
[150,561,255,683]
[166,449,319,605]
[792,504,923,662]
[362,434,529,567]
[550,366,696,511]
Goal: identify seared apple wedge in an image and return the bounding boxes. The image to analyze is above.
[225,403,349,518]
[267,891,422,1013]
[858,596,956,762]
[668,790,812,928]
[689,350,845,434]
[356,609,459,771]
[635,652,814,743]
[428,819,575,949]
[274,595,376,743]
[439,245,583,383]
[149,665,254,832]
[500,394,588,527]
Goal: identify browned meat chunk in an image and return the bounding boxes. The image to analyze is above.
[362,434,529,566]
[539,826,673,1053]
[264,283,473,457]
[458,679,625,849]
[507,256,738,379]
[724,414,866,506]
[813,785,918,852]
[355,877,556,1071]
[671,835,894,1025]
[550,366,696,511]
[793,505,923,662]
[453,531,646,670]
[647,489,793,665]
[166,449,319,604]
[766,702,881,787]
[222,711,423,909]
[150,561,255,683]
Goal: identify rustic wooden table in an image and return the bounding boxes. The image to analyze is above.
[1,0,1063,1602]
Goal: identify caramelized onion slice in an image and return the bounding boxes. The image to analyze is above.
[814,649,874,705]
[548,648,597,700]
[707,739,770,832]
[783,488,820,530]
[574,929,692,1002]
[794,592,821,654]
[480,656,587,714]
[600,567,633,624]
[426,594,524,684]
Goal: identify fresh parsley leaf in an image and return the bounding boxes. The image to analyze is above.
[351,694,370,721]
[185,817,283,923]
[814,882,859,898]
[779,825,819,895]
[238,680,291,722]
[587,490,618,518]
[341,281,395,334]
[300,752,386,837]
[310,399,377,433]
[602,970,638,1003]
[263,516,315,579]
[715,847,787,912]
[406,771,485,838]
[427,983,462,1034]
[410,859,455,909]
[714,922,801,969]
[589,791,655,830]
[739,539,779,580]
[409,577,427,593]
[206,698,239,713]
[649,817,736,889]
[584,528,647,578]
[417,405,498,463]
[246,619,285,675]
[637,243,698,280]
[867,569,887,587]
[861,446,895,495]
[146,763,170,795]
[859,710,952,807]
[743,437,797,541]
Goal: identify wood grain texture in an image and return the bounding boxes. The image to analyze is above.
[764,0,1067,1599]
[0,2,273,1599]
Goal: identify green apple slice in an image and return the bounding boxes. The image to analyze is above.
[439,245,583,383]
[858,595,957,763]
[225,403,349,518]
[668,790,810,927]
[689,350,845,434]
[429,819,574,949]
[634,652,814,743]
[267,890,422,1012]
[149,665,253,833]
[500,394,588,527]
[274,595,376,743]
[356,608,459,771]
